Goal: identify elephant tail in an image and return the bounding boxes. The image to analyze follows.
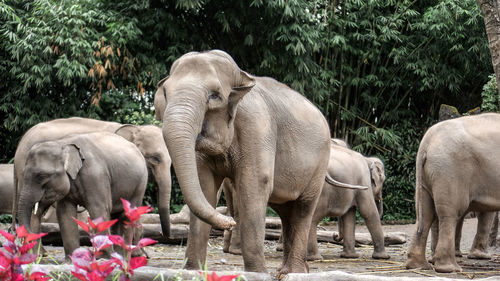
[415,145,427,236]
[325,174,369,190]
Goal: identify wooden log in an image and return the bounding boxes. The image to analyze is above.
[39,222,406,246]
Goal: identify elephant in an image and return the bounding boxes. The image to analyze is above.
[17,132,148,258]
[0,164,14,215]
[154,50,366,274]
[222,142,387,260]
[406,113,500,273]
[12,117,171,239]
[306,145,388,261]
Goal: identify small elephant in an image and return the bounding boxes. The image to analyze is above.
[17,132,148,258]
[306,144,389,260]
[154,50,367,274]
[13,117,171,238]
[0,164,14,215]
[406,113,500,273]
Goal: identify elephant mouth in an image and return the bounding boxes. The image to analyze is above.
[195,133,226,155]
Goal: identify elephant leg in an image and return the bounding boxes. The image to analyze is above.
[228,208,242,255]
[184,170,222,270]
[405,188,435,270]
[276,231,284,252]
[433,205,462,273]
[455,214,465,257]
[358,198,390,259]
[276,193,319,274]
[468,212,495,260]
[340,208,359,259]
[270,204,292,272]
[489,212,499,247]
[306,214,323,261]
[56,200,78,259]
[237,185,268,272]
[429,219,438,263]
[222,179,241,255]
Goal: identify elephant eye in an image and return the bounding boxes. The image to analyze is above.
[146,154,162,165]
[208,91,220,100]
[37,173,50,182]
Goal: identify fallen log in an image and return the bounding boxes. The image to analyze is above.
[40,222,406,246]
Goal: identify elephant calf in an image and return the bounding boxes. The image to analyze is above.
[17,132,148,258]
[0,164,14,215]
[306,144,389,260]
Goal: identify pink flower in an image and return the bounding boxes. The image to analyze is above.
[121,198,152,225]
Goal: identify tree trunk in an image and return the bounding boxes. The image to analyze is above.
[477,0,500,246]
[477,0,500,97]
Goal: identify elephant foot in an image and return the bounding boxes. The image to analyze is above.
[434,261,462,273]
[340,251,359,259]
[306,253,323,261]
[467,249,491,260]
[405,257,433,270]
[455,250,463,257]
[278,260,309,275]
[228,245,242,255]
[276,243,283,252]
[372,251,390,260]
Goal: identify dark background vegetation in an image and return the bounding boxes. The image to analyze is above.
[1,0,498,221]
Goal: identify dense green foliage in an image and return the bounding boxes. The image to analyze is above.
[0,0,493,220]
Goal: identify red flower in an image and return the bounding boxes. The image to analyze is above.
[199,271,241,281]
[129,256,147,271]
[0,230,15,242]
[121,198,152,225]
[12,225,47,243]
[73,217,118,235]
[26,270,50,281]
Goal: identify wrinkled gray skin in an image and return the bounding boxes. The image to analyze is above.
[430,212,495,261]
[0,164,14,214]
[13,118,171,238]
[155,50,331,274]
[306,145,388,260]
[17,132,148,257]
[406,113,500,273]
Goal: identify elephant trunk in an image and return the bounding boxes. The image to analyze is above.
[153,165,172,237]
[376,199,384,219]
[163,102,235,230]
[17,182,44,232]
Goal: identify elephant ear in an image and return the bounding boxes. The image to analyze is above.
[115,124,139,143]
[63,144,84,180]
[154,76,169,121]
[228,71,255,119]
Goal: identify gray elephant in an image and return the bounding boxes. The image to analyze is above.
[406,113,500,273]
[222,146,385,259]
[17,132,148,257]
[12,117,171,238]
[306,144,388,260]
[0,164,14,215]
[154,50,364,274]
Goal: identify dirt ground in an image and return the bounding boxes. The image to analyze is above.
[36,218,500,280]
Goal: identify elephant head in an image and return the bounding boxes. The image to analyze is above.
[366,157,385,218]
[18,142,84,232]
[115,124,172,236]
[154,50,254,229]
